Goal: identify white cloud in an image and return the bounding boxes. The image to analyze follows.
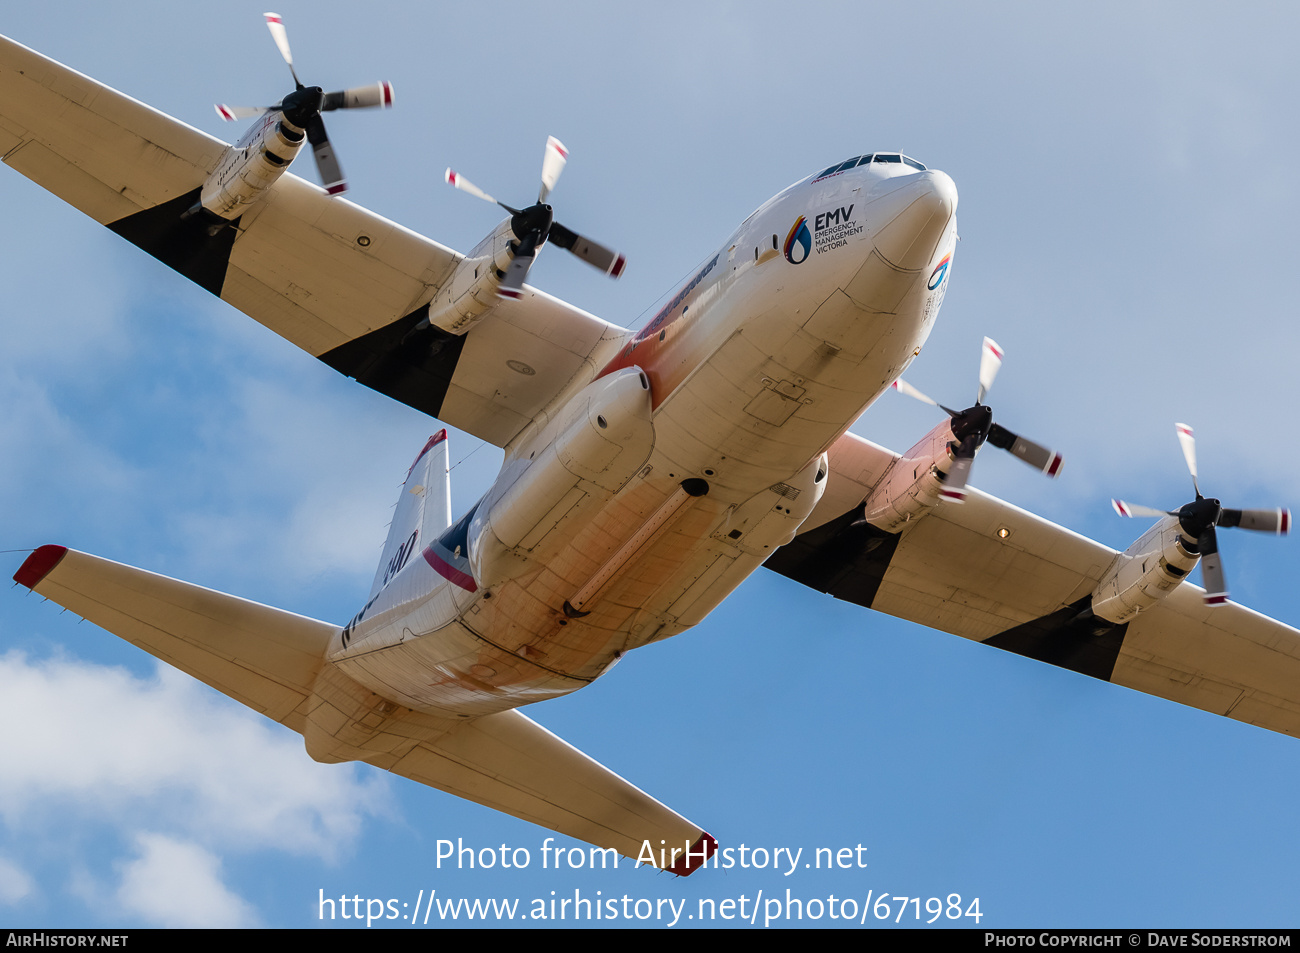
[115,833,258,928]
[0,650,389,857]
[0,856,34,905]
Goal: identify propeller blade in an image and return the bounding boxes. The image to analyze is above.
[215,104,269,122]
[263,12,301,87]
[1175,422,1201,498]
[1218,507,1291,534]
[986,423,1063,477]
[890,378,959,417]
[497,231,542,300]
[445,169,499,206]
[306,115,346,195]
[548,222,627,278]
[1114,421,1286,602]
[891,377,939,407]
[1112,499,1173,519]
[977,336,1003,405]
[940,437,979,503]
[539,136,568,204]
[940,454,973,503]
[496,254,534,300]
[1198,525,1228,605]
[322,82,395,111]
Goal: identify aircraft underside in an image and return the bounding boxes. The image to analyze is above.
[10,21,1294,878]
[323,174,956,735]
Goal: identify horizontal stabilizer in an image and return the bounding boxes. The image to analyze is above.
[14,545,335,728]
[15,545,712,870]
[387,708,715,874]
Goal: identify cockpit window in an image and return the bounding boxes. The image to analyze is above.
[812,153,926,180]
[871,154,927,170]
[816,158,856,178]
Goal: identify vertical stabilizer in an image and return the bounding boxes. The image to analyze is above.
[369,430,452,600]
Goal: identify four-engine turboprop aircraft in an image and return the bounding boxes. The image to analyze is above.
[2,22,1296,876]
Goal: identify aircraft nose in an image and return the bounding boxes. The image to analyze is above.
[869,170,958,272]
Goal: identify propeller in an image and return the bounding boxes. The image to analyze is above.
[214,12,394,195]
[445,136,627,300]
[1113,422,1290,606]
[891,336,1063,502]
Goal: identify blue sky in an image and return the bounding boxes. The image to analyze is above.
[2,0,1299,929]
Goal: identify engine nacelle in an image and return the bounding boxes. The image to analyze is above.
[199,112,306,220]
[424,220,520,335]
[1091,518,1199,624]
[859,418,958,532]
[469,367,655,588]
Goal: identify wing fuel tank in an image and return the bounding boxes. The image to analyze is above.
[472,367,655,588]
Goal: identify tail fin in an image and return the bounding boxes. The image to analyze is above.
[369,430,452,601]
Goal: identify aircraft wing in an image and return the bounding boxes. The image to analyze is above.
[766,432,1300,738]
[0,33,626,448]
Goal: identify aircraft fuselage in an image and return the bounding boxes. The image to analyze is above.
[326,157,959,724]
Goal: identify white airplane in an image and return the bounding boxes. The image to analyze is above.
[2,18,1294,877]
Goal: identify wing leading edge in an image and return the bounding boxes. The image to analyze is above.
[14,546,714,873]
[766,432,1300,738]
[0,33,629,449]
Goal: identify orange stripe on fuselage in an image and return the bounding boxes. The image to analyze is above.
[596,254,720,407]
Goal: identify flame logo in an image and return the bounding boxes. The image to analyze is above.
[783,216,812,264]
[927,253,951,290]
